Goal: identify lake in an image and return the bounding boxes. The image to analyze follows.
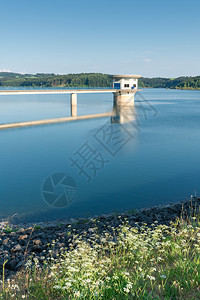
[0,88,200,223]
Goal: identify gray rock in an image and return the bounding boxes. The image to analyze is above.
[2,238,10,245]
[17,228,25,234]
[10,232,16,236]
[33,239,42,246]
[11,244,22,253]
[18,234,28,241]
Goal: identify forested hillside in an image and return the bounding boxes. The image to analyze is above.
[173,76,200,89]
[0,73,112,88]
[138,77,189,88]
[0,72,200,89]
[139,76,200,89]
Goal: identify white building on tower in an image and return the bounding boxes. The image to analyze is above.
[113,74,141,90]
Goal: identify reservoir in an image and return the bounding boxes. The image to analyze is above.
[0,88,200,223]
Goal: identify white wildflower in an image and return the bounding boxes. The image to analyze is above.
[74,291,80,297]
[147,275,155,280]
[123,287,130,293]
[124,271,129,276]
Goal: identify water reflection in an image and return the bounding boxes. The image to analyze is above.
[1,89,200,222]
[111,101,136,124]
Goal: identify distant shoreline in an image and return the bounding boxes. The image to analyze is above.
[0,86,200,91]
[1,196,199,230]
[172,87,200,91]
[0,72,200,90]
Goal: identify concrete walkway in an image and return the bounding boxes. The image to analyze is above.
[0,89,116,95]
[0,112,114,130]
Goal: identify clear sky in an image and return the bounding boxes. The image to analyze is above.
[0,0,200,77]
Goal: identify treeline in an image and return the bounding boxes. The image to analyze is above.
[174,76,200,89]
[139,76,200,89]
[0,73,112,88]
[139,77,188,88]
[0,72,200,89]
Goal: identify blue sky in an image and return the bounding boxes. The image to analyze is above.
[0,0,200,77]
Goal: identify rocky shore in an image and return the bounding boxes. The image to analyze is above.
[0,197,199,278]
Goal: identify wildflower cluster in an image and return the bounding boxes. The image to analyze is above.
[1,219,200,299]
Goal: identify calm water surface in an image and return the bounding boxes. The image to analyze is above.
[0,88,200,222]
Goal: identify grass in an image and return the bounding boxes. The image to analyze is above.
[2,226,20,234]
[0,215,200,299]
[75,218,90,225]
[33,225,42,231]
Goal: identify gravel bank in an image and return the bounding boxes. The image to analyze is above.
[0,197,199,278]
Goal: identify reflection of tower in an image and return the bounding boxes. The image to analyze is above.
[113,91,136,106]
[111,100,137,124]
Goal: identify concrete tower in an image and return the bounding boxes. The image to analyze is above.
[113,74,141,105]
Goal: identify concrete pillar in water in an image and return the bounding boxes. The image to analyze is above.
[113,91,136,106]
[70,93,77,117]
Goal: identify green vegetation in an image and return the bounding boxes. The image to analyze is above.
[174,76,200,90]
[0,73,112,88]
[1,216,200,299]
[0,72,200,90]
[33,225,42,231]
[75,218,90,225]
[139,76,200,89]
[138,77,188,89]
